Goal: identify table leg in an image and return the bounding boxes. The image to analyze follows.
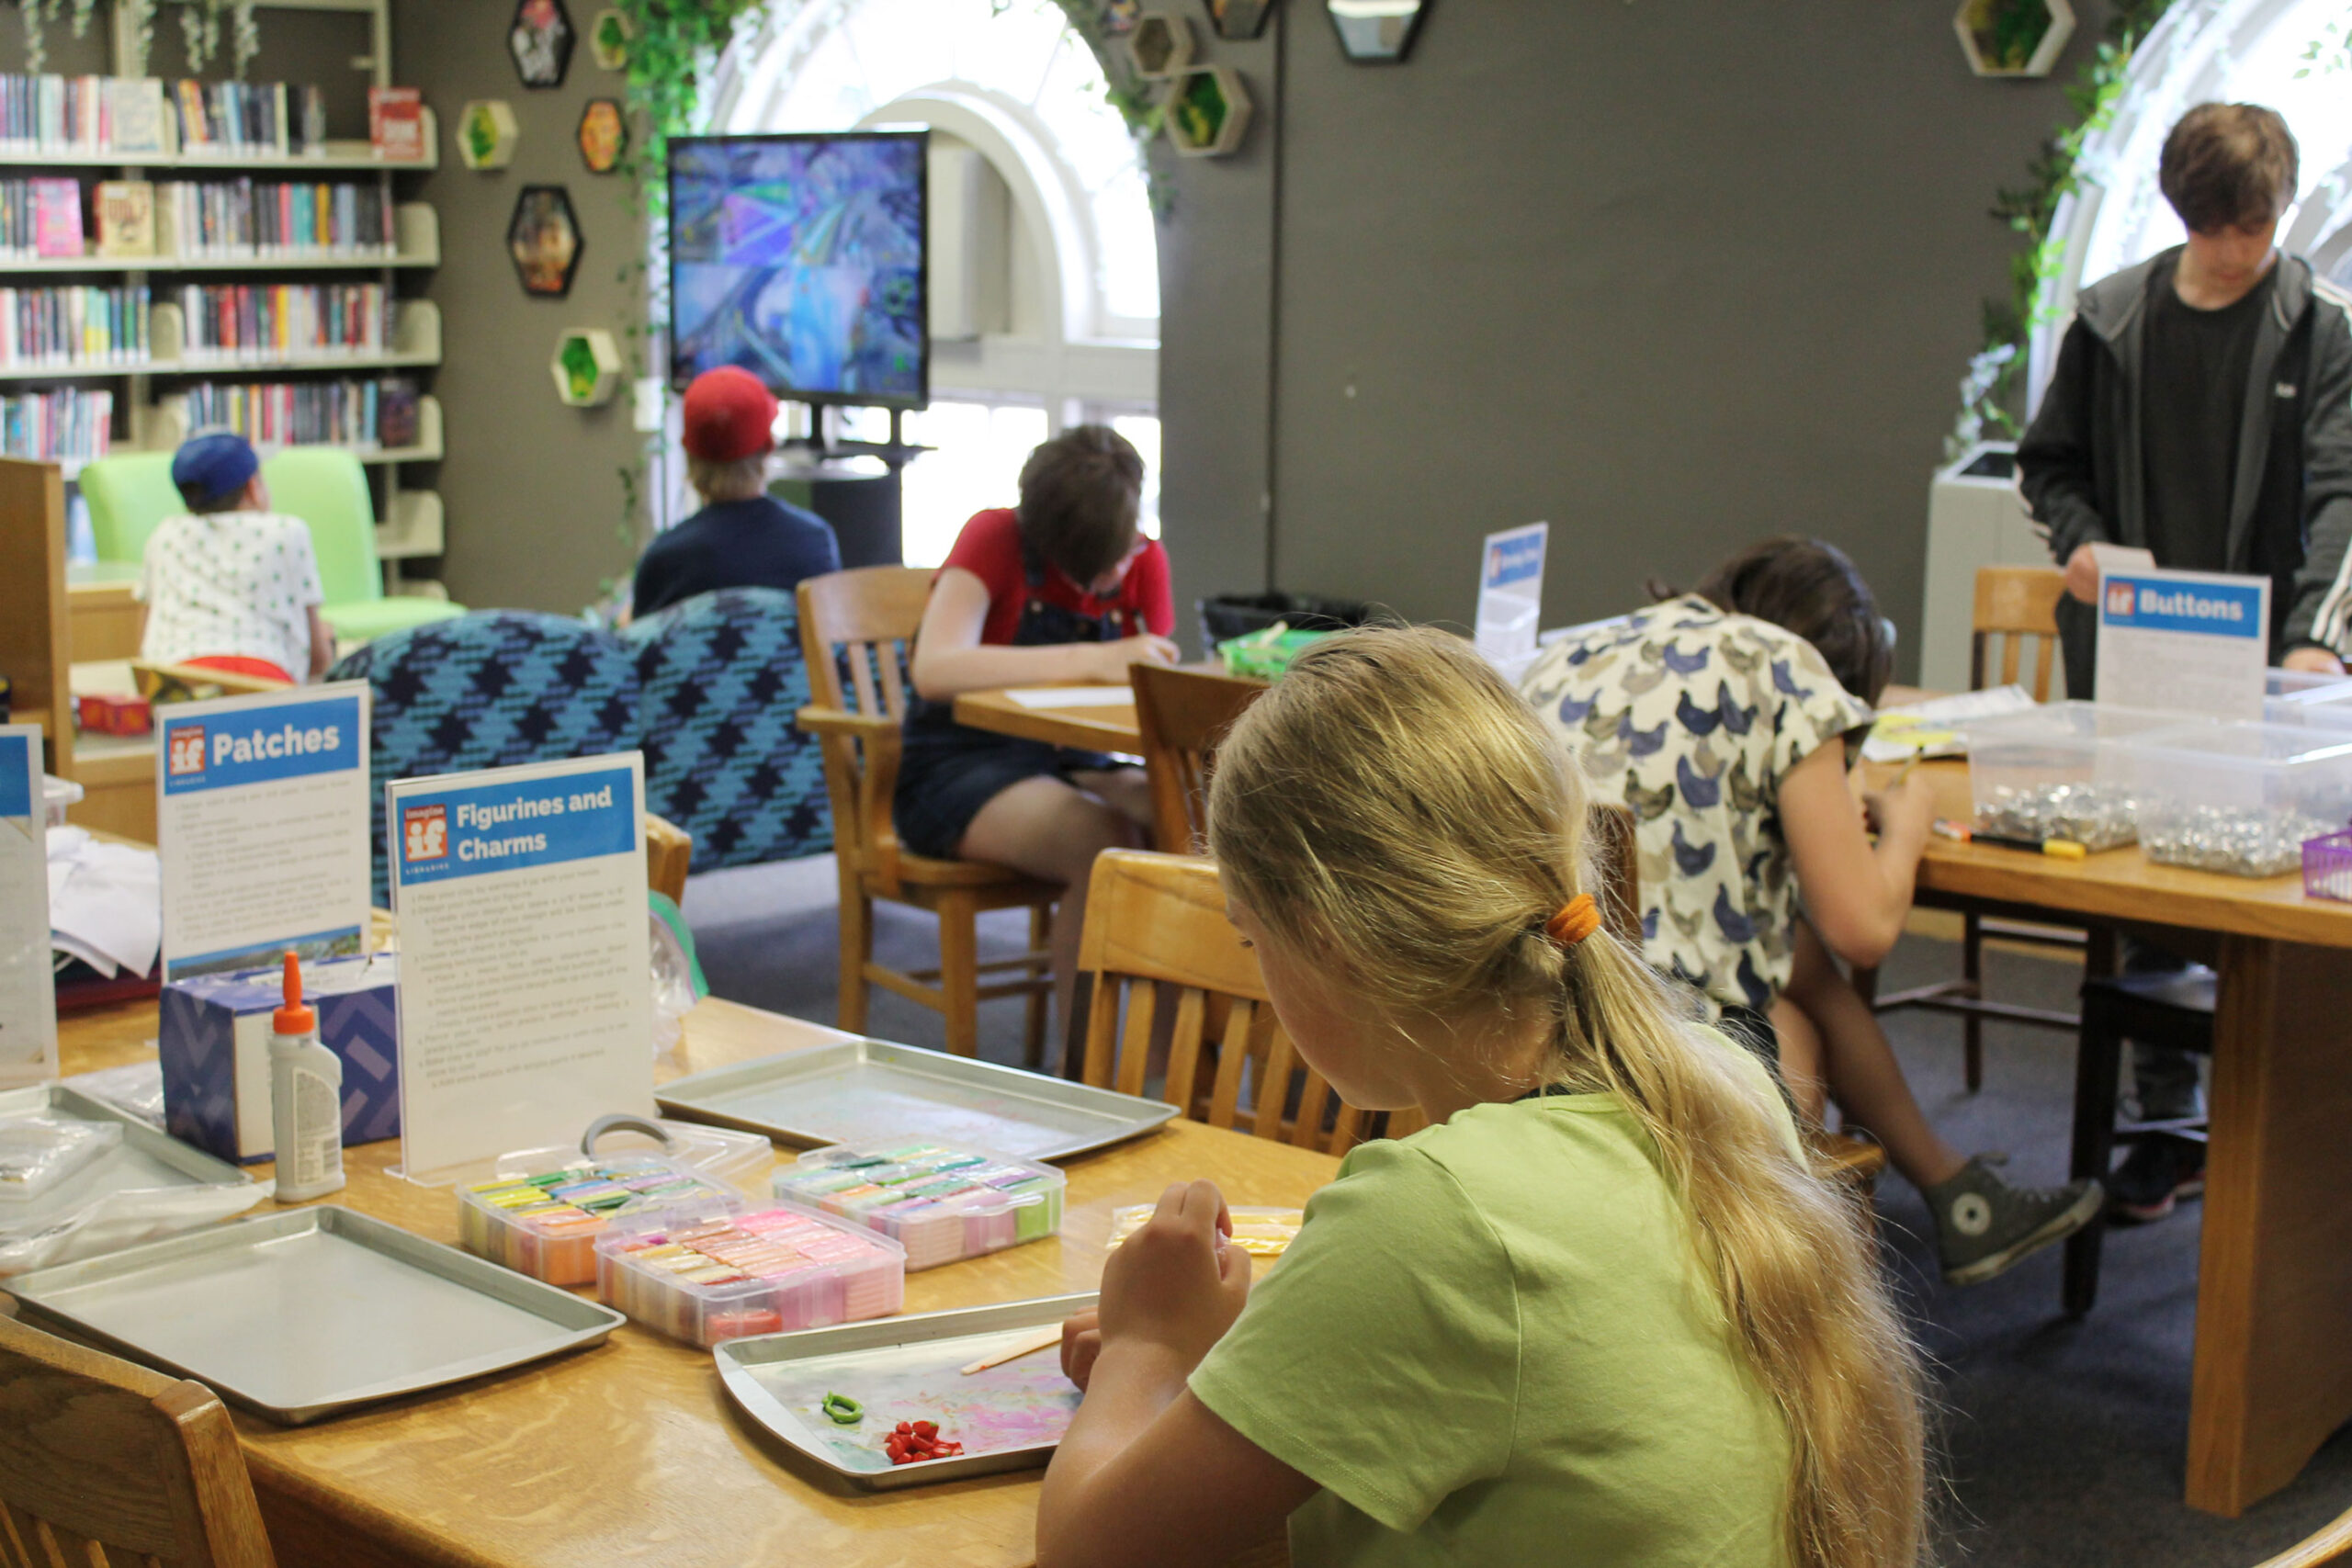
[2188,936,2352,1516]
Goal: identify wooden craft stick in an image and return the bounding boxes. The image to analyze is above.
[960,1323,1065,1376]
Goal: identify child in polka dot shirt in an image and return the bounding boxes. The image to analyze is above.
[137,431,332,684]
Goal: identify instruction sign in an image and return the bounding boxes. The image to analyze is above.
[388,753,652,1180]
[1476,521,1548,683]
[156,683,371,982]
[2095,567,2268,721]
[0,726,56,1087]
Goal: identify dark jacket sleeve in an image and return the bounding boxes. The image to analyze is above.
[2283,288,2352,652]
[2016,319,2115,566]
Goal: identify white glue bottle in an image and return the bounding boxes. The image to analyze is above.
[270,951,345,1201]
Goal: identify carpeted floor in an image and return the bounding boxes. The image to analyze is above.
[680,858,2352,1566]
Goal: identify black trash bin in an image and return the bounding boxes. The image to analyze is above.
[1197,592,1372,652]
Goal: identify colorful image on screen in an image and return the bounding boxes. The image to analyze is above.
[669,133,926,404]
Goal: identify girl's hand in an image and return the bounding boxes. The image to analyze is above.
[1087,634,1181,683]
[1096,1180,1250,1375]
[1060,1308,1102,1391]
[1862,771,1935,847]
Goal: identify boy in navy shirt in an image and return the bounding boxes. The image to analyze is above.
[632,367,841,619]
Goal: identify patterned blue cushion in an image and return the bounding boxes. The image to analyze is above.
[329,611,641,904]
[621,587,833,871]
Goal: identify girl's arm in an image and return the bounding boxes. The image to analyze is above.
[1038,1182,1317,1568]
[1781,740,1934,970]
[908,567,1180,701]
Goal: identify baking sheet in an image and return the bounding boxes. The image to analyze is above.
[656,1042,1178,1160]
[718,1292,1095,1488]
[0,1083,254,1226]
[6,1204,625,1423]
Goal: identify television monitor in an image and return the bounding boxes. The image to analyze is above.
[667,130,929,410]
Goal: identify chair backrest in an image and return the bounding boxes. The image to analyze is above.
[1971,566,2066,701]
[1076,849,1374,1157]
[260,448,379,608]
[2252,1506,2352,1568]
[1130,664,1266,853]
[797,568,933,877]
[0,1313,277,1568]
[78,451,184,564]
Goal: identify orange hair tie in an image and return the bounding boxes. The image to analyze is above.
[1545,894,1602,947]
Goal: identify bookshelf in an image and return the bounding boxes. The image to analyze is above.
[0,7,447,598]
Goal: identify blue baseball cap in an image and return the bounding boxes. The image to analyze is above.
[171,430,260,507]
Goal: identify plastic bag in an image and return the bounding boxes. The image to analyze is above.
[0,1177,271,1275]
[0,1115,122,1202]
[648,892,708,1060]
[59,1060,167,1130]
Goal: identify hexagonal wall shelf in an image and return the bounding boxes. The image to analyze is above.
[552,327,623,406]
[1126,11,1193,80]
[456,99,519,171]
[577,98,627,174]
[509,185,582,298]
[1953,0,2075,76]
[1166,65,1251,158]
[590,7,633,70]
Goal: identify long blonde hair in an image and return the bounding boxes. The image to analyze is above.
[1205,626,1928,1568]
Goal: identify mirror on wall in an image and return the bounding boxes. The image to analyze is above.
[1327,0,1428,62]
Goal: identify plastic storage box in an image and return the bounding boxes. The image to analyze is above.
[2123,721,2352,877]
[768,1141,1064,1270]
[595,1205,905,1348]
[2267,667,2352,705]
[2306,829,2352,901]
[458,1153,745,1287]
[1962,702,2190,852]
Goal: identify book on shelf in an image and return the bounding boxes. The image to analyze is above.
[173,280,393,363]
[171,79,303,158]
[95,181,155,257]
[368,87,424,163]
[157,177,394,259]
[300,86,326,155]
[0,283,149,367]
[31,178,81,257]
[109,77,165,154]
[377,377,418,447]
[0,385,110,463]
[165,374,413,451]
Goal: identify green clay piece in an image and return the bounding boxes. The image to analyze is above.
[820,1392,863,1425]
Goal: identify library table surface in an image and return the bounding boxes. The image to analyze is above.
[35,996,1336,1568]
[954,683,1145,754]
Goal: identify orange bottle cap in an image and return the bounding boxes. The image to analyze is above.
[273,951,316,1034]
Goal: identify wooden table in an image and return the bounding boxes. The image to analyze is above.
[954,684,1145,754]
[1882,756,2352,1516]
[29,996,1339,1568]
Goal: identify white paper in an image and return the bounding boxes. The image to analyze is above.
[2094,567,2269,721]
[1004,686,1135,710]
[1476,522,1548,671]
[1860,684,2038,763]
[388,753,654,1180]
[0,727,57,1087]
[2088,544,2156,575]
[155,682,371,981]
[48,834,160,978]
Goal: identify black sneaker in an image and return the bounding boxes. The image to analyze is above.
[1920,1156,2105,1287]
[2107,1134,2206,1224]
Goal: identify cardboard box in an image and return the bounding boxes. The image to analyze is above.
[160,954,400,1164]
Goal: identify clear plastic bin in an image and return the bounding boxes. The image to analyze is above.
[1962,702,2189,852]
[768,1141,1064,1270]
[2267,667,2352,705]
[458,1153,746,1287]
[594,1205,905,1348]
[2123,721,2352,877]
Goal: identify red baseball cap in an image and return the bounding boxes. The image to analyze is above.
[681,367,779,461]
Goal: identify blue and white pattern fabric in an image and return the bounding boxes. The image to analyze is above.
[1520,595,1871,1015]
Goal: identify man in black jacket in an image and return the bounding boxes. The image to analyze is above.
[2018,101,2352,1221]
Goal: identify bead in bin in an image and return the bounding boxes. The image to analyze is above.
[2140,806,2340,878]
[1976,782,2139,853]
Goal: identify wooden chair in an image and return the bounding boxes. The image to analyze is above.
[796,568,1055,1063]
[2255,1506,2352,1568]
[1129,663,1266,852]
[1860,564,2113,1091]
[1074,849,1374,1156]
[0,1313,276,1568]
[643,811,692,907]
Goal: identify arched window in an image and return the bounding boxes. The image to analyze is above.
[2031,0,2352,409]
[707,0,1160,564]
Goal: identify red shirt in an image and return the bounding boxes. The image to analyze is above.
[940,507,1174,645]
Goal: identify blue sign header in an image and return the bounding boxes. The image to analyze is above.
[1484,526,1546,590]
[392,763,638,888]
[2098,575,2265,640]
[0,732,31,818]
[160,694,363,796]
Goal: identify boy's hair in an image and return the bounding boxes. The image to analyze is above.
[1693,536,1894,706]
[1017,424,1143,586]
[1207,626,1928,1568]
[688,451,772,504]
[2161,103,2298,233]
[177,479,254,514]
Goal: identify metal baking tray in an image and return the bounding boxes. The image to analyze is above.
[656,1041,1178,1161]
[718,1291,1096,1488]
[5,1204,626,1423]
[0,1083,256,1226]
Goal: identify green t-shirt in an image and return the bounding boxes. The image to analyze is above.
[1188,1042,1795,1567]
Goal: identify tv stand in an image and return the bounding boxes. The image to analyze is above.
[773,403,930,569]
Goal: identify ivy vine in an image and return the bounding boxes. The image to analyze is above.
[1952,0,2177,456]
[19,0,259,78]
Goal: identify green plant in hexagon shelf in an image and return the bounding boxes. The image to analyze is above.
[458,100,520,171]
[553,328,624,407]
[591,8,632,70]
[1954,0,2077,76]
[1166,65,1251,158]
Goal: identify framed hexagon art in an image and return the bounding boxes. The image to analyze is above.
[509,185,582,298]
[577,98,628,174]
[590,8,633,70]
[510,0,576,89]
[1166,65,1251,157]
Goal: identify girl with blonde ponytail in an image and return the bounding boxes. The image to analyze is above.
[1038,626,1928,1568]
